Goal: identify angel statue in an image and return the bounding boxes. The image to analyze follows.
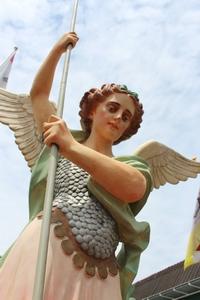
[0,32,200,300]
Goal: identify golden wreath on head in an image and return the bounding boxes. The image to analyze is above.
[119,84,139,100]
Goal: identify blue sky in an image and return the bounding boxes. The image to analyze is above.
[0,0,200,282]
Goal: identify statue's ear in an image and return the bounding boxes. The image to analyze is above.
[88,111,94,120]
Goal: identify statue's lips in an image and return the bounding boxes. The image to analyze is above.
[107,122,119,130]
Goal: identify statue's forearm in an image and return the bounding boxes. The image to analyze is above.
[30,32,78,100]
[30,47,62,99]
[63,141,147,203]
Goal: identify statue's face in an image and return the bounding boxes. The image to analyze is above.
[89,93,135,143]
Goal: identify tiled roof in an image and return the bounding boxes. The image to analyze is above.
[134,261,200,299]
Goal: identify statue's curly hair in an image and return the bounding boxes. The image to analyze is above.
[79,83,144,144]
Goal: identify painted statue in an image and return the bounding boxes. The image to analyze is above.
[0,32,200,300]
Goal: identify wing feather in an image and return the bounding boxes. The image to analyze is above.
[134,140,200,189]
[156,167,166,186]
[0,88,43,168]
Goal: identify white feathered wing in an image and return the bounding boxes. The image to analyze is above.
[134,140,200,189]
[0,88,43,169]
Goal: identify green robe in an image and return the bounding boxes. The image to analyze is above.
[0,131,152,300]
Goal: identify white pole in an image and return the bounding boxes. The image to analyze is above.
[32,1,79,299]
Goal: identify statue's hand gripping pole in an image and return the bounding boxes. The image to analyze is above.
[32,1,79,299]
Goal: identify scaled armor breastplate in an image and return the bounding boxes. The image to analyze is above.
[53,158,119,259]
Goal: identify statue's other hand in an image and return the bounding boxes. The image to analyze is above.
[43,115,75,156]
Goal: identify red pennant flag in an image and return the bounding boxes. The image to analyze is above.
[0,47,18,89]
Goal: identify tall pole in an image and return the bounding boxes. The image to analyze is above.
[32,1,79,299]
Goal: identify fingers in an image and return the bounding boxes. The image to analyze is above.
[42,127,51,141]
[47,114,60,122]
[42,115,74,155]
[43,115,67,128]
[42,115,59,130]
[42,122,59,148]
[69,32,78,38]
[42,128,56,147]
[42,115,67,144]
[55,32,79,53]
[65,32,79,49]
[68,32,79,40]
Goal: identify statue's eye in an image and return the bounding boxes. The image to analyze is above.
[122,114,130,122]
[107,103,118,113]
[122,111,133,123]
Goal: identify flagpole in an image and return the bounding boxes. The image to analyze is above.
[32,1,79,299]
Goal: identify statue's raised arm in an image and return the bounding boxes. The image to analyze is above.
[30,32,78,133]
[0,32,79,169]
